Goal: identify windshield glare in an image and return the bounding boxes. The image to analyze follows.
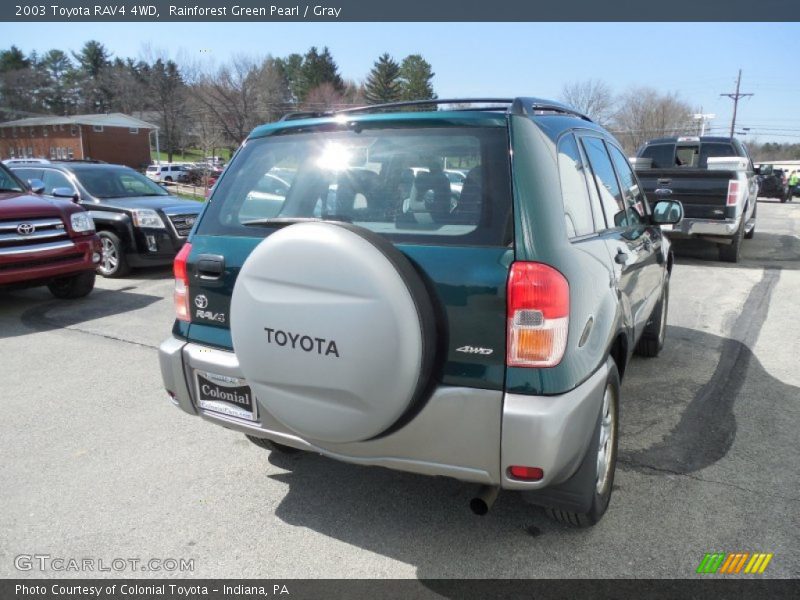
[76,167,169,198]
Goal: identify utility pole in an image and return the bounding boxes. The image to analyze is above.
[721,69,753,138]
[692,108,716,136]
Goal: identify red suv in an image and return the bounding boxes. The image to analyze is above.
[0,163,101,298]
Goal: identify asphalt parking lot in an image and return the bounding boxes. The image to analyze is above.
[0,199,798,580]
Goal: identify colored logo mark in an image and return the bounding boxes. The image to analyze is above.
[696,552,773,574]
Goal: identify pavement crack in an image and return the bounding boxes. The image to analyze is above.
[62,324,159,350]
[619,457,800,503]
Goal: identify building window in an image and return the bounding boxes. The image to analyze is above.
[12,127,17,137]
[43,127,49,137]
[93,125,104,133]
[27,147,33,158]
[129,127,139,134]
[71,126,78,136]
[67,148,74,159]
[50,147,56,159]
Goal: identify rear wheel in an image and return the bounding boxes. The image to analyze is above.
[718,215,745,263]
[744,201,756,239]
[47,270,96,299]
[539,359,620,527]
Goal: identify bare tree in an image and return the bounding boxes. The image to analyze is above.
[610,87,695,155]
[560,79,614,126]
[194,55,291,149]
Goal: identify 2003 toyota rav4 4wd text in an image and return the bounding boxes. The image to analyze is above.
[159,98,683,526]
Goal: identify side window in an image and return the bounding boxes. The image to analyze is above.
[608,145,648,226]
[581,137,627,228]
[557,133,595,238]
[42,170,75,195]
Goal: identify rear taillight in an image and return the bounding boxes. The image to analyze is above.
[174,243,192,322]
[506,262,569,368]
[726,180,741,207]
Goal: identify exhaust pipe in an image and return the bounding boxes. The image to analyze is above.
[469,485,499,516]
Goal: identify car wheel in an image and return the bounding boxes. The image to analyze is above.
[47,270,96,299]
[744,201,756,239]
[97,231,130,278]
[245,435,303,454]
[634,276,669,357]
[164,176,173,183]
[718,215,745,263]
[533,358,620,528]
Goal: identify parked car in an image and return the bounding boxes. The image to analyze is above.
[633,136,758,262]
[159,97,683,527]
[145,163,188,183]
[11,162,202,278]
[0,162,100,298]
[756,165,790,202]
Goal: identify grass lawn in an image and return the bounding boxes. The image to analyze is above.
[150,148,233,164]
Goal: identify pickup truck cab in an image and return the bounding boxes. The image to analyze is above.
[0,163,100,298]
[159,98,684,527]
[633,136,757,262]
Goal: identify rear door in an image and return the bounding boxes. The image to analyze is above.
[580,135,660,337]
[185,120,514,391]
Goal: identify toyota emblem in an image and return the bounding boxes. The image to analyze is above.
[194,294,208,309]
[17,223,35,235]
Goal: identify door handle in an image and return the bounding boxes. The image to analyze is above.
[196,254,225,280]
[614,249,628,264]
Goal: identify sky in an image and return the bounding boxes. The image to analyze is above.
[2,21,799,142]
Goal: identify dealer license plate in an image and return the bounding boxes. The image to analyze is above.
[195,371,257,421]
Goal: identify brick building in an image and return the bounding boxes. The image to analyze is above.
[0,113,157,169]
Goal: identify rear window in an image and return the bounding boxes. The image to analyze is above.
[146,166,158,172]
[640,141,738,169]
[198,125,512,246]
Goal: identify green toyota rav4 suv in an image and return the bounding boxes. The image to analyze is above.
[159,98,683,526]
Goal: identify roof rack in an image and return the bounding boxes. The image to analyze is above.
[279,97,592,122]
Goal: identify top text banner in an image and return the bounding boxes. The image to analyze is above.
[2,0,798,22]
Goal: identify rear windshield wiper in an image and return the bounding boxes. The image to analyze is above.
[242,216,352,227]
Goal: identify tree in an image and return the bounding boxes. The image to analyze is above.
[0,46,40,119]
[0,46,29,72]
[364,53,401,105]
[560,79,614,126]
[106,58,149,115]
[72,40,112,112]
[399,54,436,102]
[148,58,188,162]
[37,49,79,115]
[610,87,695,155]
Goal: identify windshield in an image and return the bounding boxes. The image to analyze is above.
[75,167,169,198]
[197,124,512,246]
[0,164,25,193]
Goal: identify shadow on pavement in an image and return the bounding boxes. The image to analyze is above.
[0,286,162,339]
[256,322,798,583]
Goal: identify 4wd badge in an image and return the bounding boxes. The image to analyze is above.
[456,345,494,355]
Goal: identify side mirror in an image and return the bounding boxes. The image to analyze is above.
[28,178,45,194]
[52,187,79,202]
[760,164,774,176]
[652,199,683,225]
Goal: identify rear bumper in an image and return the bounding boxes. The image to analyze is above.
[0,236,100,286]
[665,215,740,239]
[159,337,606,489]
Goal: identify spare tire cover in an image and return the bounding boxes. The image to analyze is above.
[231,222,436,443]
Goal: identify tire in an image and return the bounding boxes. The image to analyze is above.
[97,230,130,278]
[245,435,303,454]
[634,275,669,358]
[231,222,437,444]
[164,176,173,183]
[718,214,745,263]
[744,201,756,239]
[47,270,96,299]
[528,358,620,528]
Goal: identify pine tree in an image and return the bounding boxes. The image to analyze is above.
[364,53,401,105]
[399,54,436,102]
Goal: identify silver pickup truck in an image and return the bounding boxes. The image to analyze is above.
[632,136,758,262]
